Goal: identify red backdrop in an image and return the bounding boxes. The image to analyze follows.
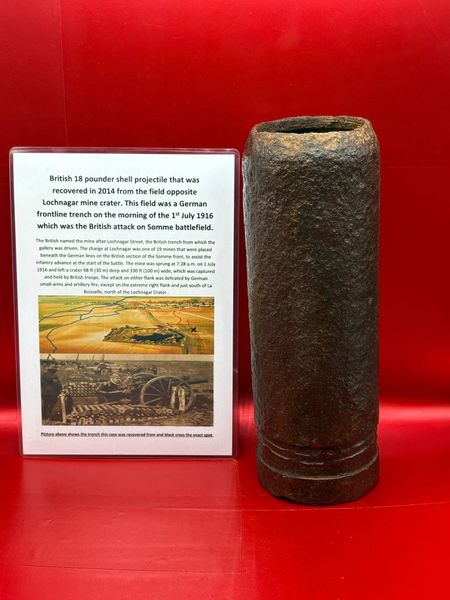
[1,0,449,403]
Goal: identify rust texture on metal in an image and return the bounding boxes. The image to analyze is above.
[243,116,380,505]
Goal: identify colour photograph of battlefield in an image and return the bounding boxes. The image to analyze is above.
[40,356,213,427]
[39,296,214,355]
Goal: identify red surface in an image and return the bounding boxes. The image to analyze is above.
[1,1,450,598]
[2,398,450,599]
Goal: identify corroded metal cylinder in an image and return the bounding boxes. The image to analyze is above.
[243,116,379,505]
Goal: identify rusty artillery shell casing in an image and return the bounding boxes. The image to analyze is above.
[243,116,380,505]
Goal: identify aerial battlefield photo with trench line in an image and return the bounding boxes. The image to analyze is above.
[38,295,214,355]
[40,355,213,426]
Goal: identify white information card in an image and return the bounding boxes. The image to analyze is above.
[11,149,237,456]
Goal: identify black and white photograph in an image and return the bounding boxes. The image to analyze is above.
[40,355,213,427]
